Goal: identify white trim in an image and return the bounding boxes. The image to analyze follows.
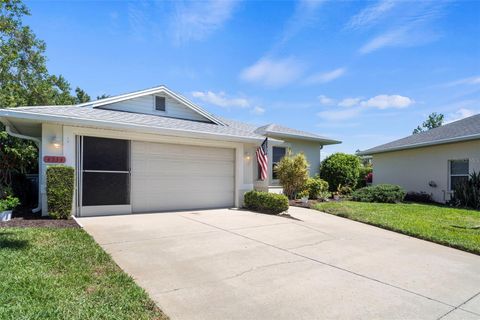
[448,159,469,191]
[80,205,132,217]
[266,130,340,144]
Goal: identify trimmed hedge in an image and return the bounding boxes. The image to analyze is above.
[320,153,361,191]
[46,166,74,219]
[244,190,289,214]
[351,184,406,203]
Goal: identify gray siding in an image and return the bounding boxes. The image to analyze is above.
[101,94,211,122]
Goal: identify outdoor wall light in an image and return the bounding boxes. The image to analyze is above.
[51,136,62,148]
[245,152,251,160]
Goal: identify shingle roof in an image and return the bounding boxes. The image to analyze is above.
[2,106,264,141]
[358,114,480,155]
[0,106,340,144]
[254,123,340,144]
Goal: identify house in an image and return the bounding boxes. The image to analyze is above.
[0,86,340,217]
[357,114,480,203]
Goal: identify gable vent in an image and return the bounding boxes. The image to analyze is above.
[155,96,166,111]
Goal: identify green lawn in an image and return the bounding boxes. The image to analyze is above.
[0,227,168,320]
[313,201,480,255]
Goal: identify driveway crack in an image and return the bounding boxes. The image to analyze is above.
[157,259,305,295]
[437,291,480,319]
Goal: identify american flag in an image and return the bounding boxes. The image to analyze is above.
[256,138,268,181]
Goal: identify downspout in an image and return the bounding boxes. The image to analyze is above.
[5,126,42,214]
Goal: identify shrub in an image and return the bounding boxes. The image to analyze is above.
[275,151,309,199]
[304,176,329,199]
[351,184,406,203]
[317,191,331,201]
[244,190,289,214]
[450,171,480,210]
[357,165,373,188]
[320,153,361,191]
[46,166,74,219]
[404,192,434,203]
[0,195,20,212]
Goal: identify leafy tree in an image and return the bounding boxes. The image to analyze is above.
[274,151,309,199]
[412,112,444,134]
[74,87,91,104]
[96,94,110,100]
[320,153,361,191]
[0,0,89,195]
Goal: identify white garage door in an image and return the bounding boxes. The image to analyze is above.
[131,141,235,213]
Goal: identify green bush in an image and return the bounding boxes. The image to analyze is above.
[451,171,480,209]
[351,184,406,203]
[46,166,74,219]
[305,176,329,199]
[357,165,373,189]
[244,190,289,214]
[275,151,309,199]
[0,195,20,212]
[320,153,361,191]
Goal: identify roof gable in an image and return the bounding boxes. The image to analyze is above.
[78,86,226,126]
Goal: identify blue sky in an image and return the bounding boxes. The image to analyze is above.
[25,0,480,156]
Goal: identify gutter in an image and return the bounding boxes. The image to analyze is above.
[357,133,480,156]
[266,131,341,145]
[3,122,42,214]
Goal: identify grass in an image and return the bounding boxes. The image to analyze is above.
[0,227,168,320]
[313,201,480,255]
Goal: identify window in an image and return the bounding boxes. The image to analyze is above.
[450,159,469,190]
[155,96,166,112]
[272,147,286,180]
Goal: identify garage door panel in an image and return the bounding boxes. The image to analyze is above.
[132,141,235,213]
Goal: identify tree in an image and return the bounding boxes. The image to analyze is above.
[412,112,444,134]
[96,94,110,100]
[0,0,89,195]
[320,153,361,191]
[274,151,309,199]
[74,87,91,104]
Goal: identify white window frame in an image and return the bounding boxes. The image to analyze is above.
[153,95,167,113]
[448,159,469,191]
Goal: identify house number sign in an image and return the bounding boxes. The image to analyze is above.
[43,156,66,163]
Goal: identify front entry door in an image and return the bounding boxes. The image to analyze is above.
[78,136,131,216]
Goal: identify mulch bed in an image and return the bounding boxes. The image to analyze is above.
[0,208,79,228]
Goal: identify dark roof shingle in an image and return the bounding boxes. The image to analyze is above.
[358,114,480,155]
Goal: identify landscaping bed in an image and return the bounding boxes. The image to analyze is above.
[313,201,480,255]
[0,227,168,319]
[0,208,79,228]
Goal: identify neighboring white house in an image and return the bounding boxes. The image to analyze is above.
[358,114,480,203]
[0,86,340,217]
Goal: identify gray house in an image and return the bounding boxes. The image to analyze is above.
[0,86,340,217]
[358,114,480,203]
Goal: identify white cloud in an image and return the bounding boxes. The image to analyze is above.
[318,95,336,106]
[445,108,477,123]
[170,0,238,44]
[444,76,480,87]
[360,94,414,109]
[251,106,266,116]
[304,67,346,85]
[338,97,362,107]
[347,0,397,30]
[358,2,445,54]
[191,91,249,108]
[317,108,362,121]
[240,57,305,87]
[317,94,414,122]
[278,0,325,46]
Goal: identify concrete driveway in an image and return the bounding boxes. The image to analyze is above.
[79,207,480,320]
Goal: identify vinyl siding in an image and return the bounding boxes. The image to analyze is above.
[100,94,211,122]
